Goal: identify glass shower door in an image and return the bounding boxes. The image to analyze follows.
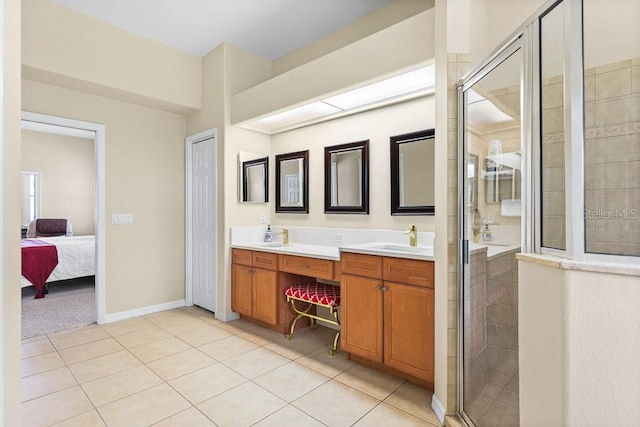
[459,44,523,426]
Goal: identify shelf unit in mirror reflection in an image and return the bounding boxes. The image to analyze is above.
[275,150,309,213]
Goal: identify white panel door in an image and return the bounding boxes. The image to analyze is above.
[192,136,216,312]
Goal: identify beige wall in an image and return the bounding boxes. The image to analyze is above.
[22,79,187,314]
[519,259,640,426]
[269,96,435,231]
[272,0,434,75]
[21,130,95,235]
[231,9,435,125]
[3,0,22,424]
[22,0,201,113]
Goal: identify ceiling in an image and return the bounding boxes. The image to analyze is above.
[52,0,393,59]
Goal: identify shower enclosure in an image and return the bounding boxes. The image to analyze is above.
[459,42,523,427]
[457,0,639,425]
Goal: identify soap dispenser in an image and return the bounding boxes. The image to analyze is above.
[264,225,273,242]
[481,224,492,242]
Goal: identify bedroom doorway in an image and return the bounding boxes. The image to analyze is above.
[186,128,218,314]
[20,112,106,332]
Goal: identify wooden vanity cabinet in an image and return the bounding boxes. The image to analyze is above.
[340,252,434,384]
[231,249,278,325]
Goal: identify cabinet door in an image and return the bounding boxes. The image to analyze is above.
[383,281,434,382]
[231,263,252,317]
[252,268,278,325]
[340,274,384,363]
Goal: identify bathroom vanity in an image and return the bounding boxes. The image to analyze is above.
[230,227,435,389]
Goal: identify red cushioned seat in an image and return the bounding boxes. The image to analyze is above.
[284,283,341,308]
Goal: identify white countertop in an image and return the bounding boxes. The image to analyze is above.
[470,243,520,259]
[231,241,435,261]
[339,242,434,261]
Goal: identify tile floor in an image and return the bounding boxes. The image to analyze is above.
[21,306,441,427]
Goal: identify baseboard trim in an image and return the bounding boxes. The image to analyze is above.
[217,311,240,322]
[102,299,186,324]
[431,393,446,426]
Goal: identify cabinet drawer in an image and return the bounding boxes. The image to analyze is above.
[341,252,383,279]
[232,248,252,267]
[383,258,434,288]
[279,254,334,280]
[253,251,278,270]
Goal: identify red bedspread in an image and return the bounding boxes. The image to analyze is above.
[21,239,58,299]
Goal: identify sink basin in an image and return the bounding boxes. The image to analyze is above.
[371,244,431,253]
[260,242,291,247]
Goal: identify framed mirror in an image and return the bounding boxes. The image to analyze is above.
[275,150,309,213]
[324,140,369,214]
[390,129,435,215]
[238,151,268,203]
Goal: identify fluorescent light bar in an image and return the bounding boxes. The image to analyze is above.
[241,65,435,134]
[323,65,435,110]
[249,102,341,133]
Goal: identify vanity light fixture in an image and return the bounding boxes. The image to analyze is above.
[243,64,435,134]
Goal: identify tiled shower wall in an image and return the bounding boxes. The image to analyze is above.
[464,248,519,421]
[464,251,488,408]
[542,57,640,255]
[585,58,640,256]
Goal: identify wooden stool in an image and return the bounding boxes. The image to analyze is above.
[284,282,341,356]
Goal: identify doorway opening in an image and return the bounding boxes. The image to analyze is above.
[20,112,106,338]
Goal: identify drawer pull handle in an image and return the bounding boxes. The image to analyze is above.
[301,265,310,269]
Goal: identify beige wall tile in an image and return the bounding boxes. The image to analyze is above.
[596,68,631,100]
[632,66,640,94]
[631,93,640,122]
[594,135,630,164]
[543,82,563,108]
[595,97,630,126]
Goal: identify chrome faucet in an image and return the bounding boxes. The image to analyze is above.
[405,225,418,246]
[277,228,289,245]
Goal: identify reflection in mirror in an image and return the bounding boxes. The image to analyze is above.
[238,151,268,203]
[275,150,308,213]
[390,129,435,215]
[324,140,369,214]
[466,154,478,210]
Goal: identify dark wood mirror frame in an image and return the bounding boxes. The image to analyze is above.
[324,140,369,214]
[241,157,269,202]
[275,150,309,213]
[390,129,435,216]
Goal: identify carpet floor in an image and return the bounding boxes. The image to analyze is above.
[21,276,96,339]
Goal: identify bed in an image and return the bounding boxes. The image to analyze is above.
[21,235,96,298]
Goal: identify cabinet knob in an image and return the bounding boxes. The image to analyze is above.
[375,285,382,291]
[382,286,388,292]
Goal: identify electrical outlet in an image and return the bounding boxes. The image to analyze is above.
[111,213,133,225]
[259,214,266,224]
[335,234,344,244]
